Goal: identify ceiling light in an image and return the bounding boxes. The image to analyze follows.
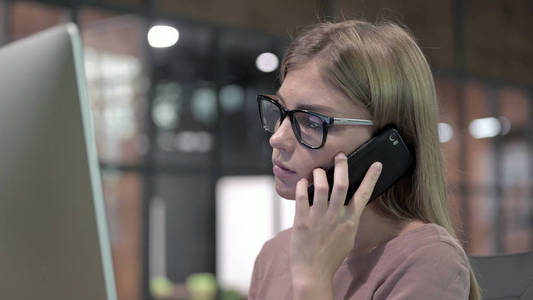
[438,122,453,143]
[469,117,501,139]
[148,25,179,48]
[256,52,279,73]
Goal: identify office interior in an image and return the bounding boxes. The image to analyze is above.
[1,0,532,299]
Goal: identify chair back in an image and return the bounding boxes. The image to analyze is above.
[470,251,533,300]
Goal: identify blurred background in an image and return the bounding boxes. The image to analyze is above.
[1,0,532,299]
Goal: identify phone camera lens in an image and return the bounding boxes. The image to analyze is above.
[389,133,399,145]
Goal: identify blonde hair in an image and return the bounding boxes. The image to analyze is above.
[281,20,481,300]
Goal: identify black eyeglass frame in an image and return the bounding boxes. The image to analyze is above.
[257,94,373,149]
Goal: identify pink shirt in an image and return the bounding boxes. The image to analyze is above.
[249,223,470,300]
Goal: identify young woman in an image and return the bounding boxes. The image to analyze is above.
[249,20,481,300]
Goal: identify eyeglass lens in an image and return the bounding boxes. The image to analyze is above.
[260,98,324,148]
[260,99,281,133]
[292,112,323,147]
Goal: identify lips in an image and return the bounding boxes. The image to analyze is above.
[272,160,297,178]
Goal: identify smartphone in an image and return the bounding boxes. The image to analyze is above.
[307,126,414,206]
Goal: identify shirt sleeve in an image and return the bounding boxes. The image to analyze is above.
[373,241,470,300]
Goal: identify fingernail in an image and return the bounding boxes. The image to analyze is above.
[375,162,383,172]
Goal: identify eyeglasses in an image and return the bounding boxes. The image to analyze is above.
[257,94,373,149]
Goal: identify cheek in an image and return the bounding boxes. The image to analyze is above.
[345,129,373,152]
[328,128,373,158]
[300,150,337,180]
[292,131,365,184]
[301,130,370,177]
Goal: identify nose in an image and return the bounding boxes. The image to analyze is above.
[269,116,295,152]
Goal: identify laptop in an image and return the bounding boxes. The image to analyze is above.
[0,23,118,300]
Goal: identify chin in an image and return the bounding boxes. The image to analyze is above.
[274,179,296,200]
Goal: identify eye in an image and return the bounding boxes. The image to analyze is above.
[295,112,322,130]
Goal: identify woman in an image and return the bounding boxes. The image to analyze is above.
[249,20,481,300]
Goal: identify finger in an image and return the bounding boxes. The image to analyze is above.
[327,153,349,214]
[294,178,310,221]
[311,168,328,216]
[346,162,382,219]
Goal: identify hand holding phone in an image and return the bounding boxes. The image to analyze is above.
[290,155,383,290]
[307,126,414,206]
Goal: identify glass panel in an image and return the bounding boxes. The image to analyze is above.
[145,23,279,172]
[501,140,532,253]
[438,79,533,256]
[80,12,149,164]
[467,191,497,255]
[153,174,215,283]
[498,87,532,253]
[152,80,216,167]
[465,80,495,187]
[436,77,461,185]
[101,169,142,300]
[502,184,532,253]
[220,86,274,172]
[10,1,68,41]
[446,185,465,242]
[499,86,529,130]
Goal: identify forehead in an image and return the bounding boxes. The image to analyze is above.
[277,60,369,119]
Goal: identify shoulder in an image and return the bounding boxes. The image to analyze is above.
[372,223,470,299]
[252,228,292,279]
[249,229,294,299]
[261,227,292,254]
[255,227,292,265]
[402,223,467,265]
[383,223,469,271]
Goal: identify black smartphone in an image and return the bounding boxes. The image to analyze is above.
[307,126,414,206]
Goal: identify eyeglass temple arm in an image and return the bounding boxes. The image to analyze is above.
[332,118,373,126]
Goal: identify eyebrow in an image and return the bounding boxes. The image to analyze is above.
[274,91,335,115]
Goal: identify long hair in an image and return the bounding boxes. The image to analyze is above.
[280,20,481,300]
